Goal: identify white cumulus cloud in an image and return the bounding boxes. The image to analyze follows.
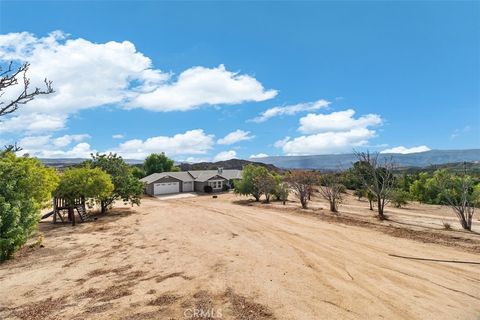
[249,153,269,158]
[217,129,254,145]
[111,129,215,159]
[380,145,431,154]
[299,109,382,134]
[16,134,94,158]
[250,99,330,123]
[129,65,277,112]
[275,109,383,155]
[0,31,276,133]
[213,150,237,162]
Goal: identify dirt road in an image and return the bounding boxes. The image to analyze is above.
[1,193,479,319]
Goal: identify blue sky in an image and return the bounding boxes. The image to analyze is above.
[0,1,478,161]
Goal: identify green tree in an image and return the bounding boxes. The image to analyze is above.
[234,164,265,201]
[252,168,277,203]
[410,172,440,204]
[0,152,59,261]
[86,153,144,213]
[144,153,178,176]
[435,168,477,230]
[390,189,410,208]
[131,166,146,179]
[55,167,114,224]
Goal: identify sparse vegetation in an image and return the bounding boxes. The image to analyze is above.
[284,170,320,209]
[318,174,344,213]
[354,152,396,219]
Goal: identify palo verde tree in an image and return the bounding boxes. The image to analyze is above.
[0,151,59,261]
[284,170,320,209]
[354,151,396,219]
[143,153,178,176]
[85,153,144,214]
[319,174,344,213]
[55,167,114,225]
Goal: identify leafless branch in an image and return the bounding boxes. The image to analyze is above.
[0,62,54,117]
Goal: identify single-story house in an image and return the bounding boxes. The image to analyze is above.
[140,168,242,196]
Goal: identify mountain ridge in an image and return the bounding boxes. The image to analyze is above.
[250,149,480,170]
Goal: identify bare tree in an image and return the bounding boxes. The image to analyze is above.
[284,170,319,209]
[439,164,476,231]
[0,62,53,117]
[318,174,344,213]
[354,151,395,219]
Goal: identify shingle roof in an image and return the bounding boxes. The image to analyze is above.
[140,171,194,184]
[140,169,242,184]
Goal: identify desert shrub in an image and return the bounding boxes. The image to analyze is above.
[390,189,410,208]
[204,185,213,193]
[319,174,344,213]
[284,170,320,209]
[0,152,59,261]
[353,189,365,200]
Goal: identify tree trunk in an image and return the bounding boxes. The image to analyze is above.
[330,200,337,213]
[377,198,384,219]
[368,199,373,211]
[265,194,270,203]
[254,194,260,202]
[301,196,308,209]
[101,201,107,214]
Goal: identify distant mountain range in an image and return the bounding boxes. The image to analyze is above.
[250,149,480,170]
[178,159,280,172]
[39,149,480,171]
[39,158,143,169]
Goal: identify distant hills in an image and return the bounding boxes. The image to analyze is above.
[251,149,480,170]
[39,149,480,172]
[178,159,280,172]
[39,158,143,169]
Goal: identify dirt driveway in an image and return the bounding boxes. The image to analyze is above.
[1,193,479,320]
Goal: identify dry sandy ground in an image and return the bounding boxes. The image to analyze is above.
[1,193,479,320]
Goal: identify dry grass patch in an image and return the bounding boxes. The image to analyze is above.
[226,288,275,320]
[147,293,179,306]
[10,297,66,320]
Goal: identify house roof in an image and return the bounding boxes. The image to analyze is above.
[140,171,194,184]
[140,169,242,184]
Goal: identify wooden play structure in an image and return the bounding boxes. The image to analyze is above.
[42,197,91,226]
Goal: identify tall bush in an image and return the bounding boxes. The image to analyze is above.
[0,152,59,261]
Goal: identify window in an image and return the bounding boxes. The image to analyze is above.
[210,180,222,189]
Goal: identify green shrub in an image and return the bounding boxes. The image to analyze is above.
[0,152,59,261]
[390,189,410,208]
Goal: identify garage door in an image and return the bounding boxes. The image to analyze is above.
[153,182,179,195]
[183,181,194,192]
